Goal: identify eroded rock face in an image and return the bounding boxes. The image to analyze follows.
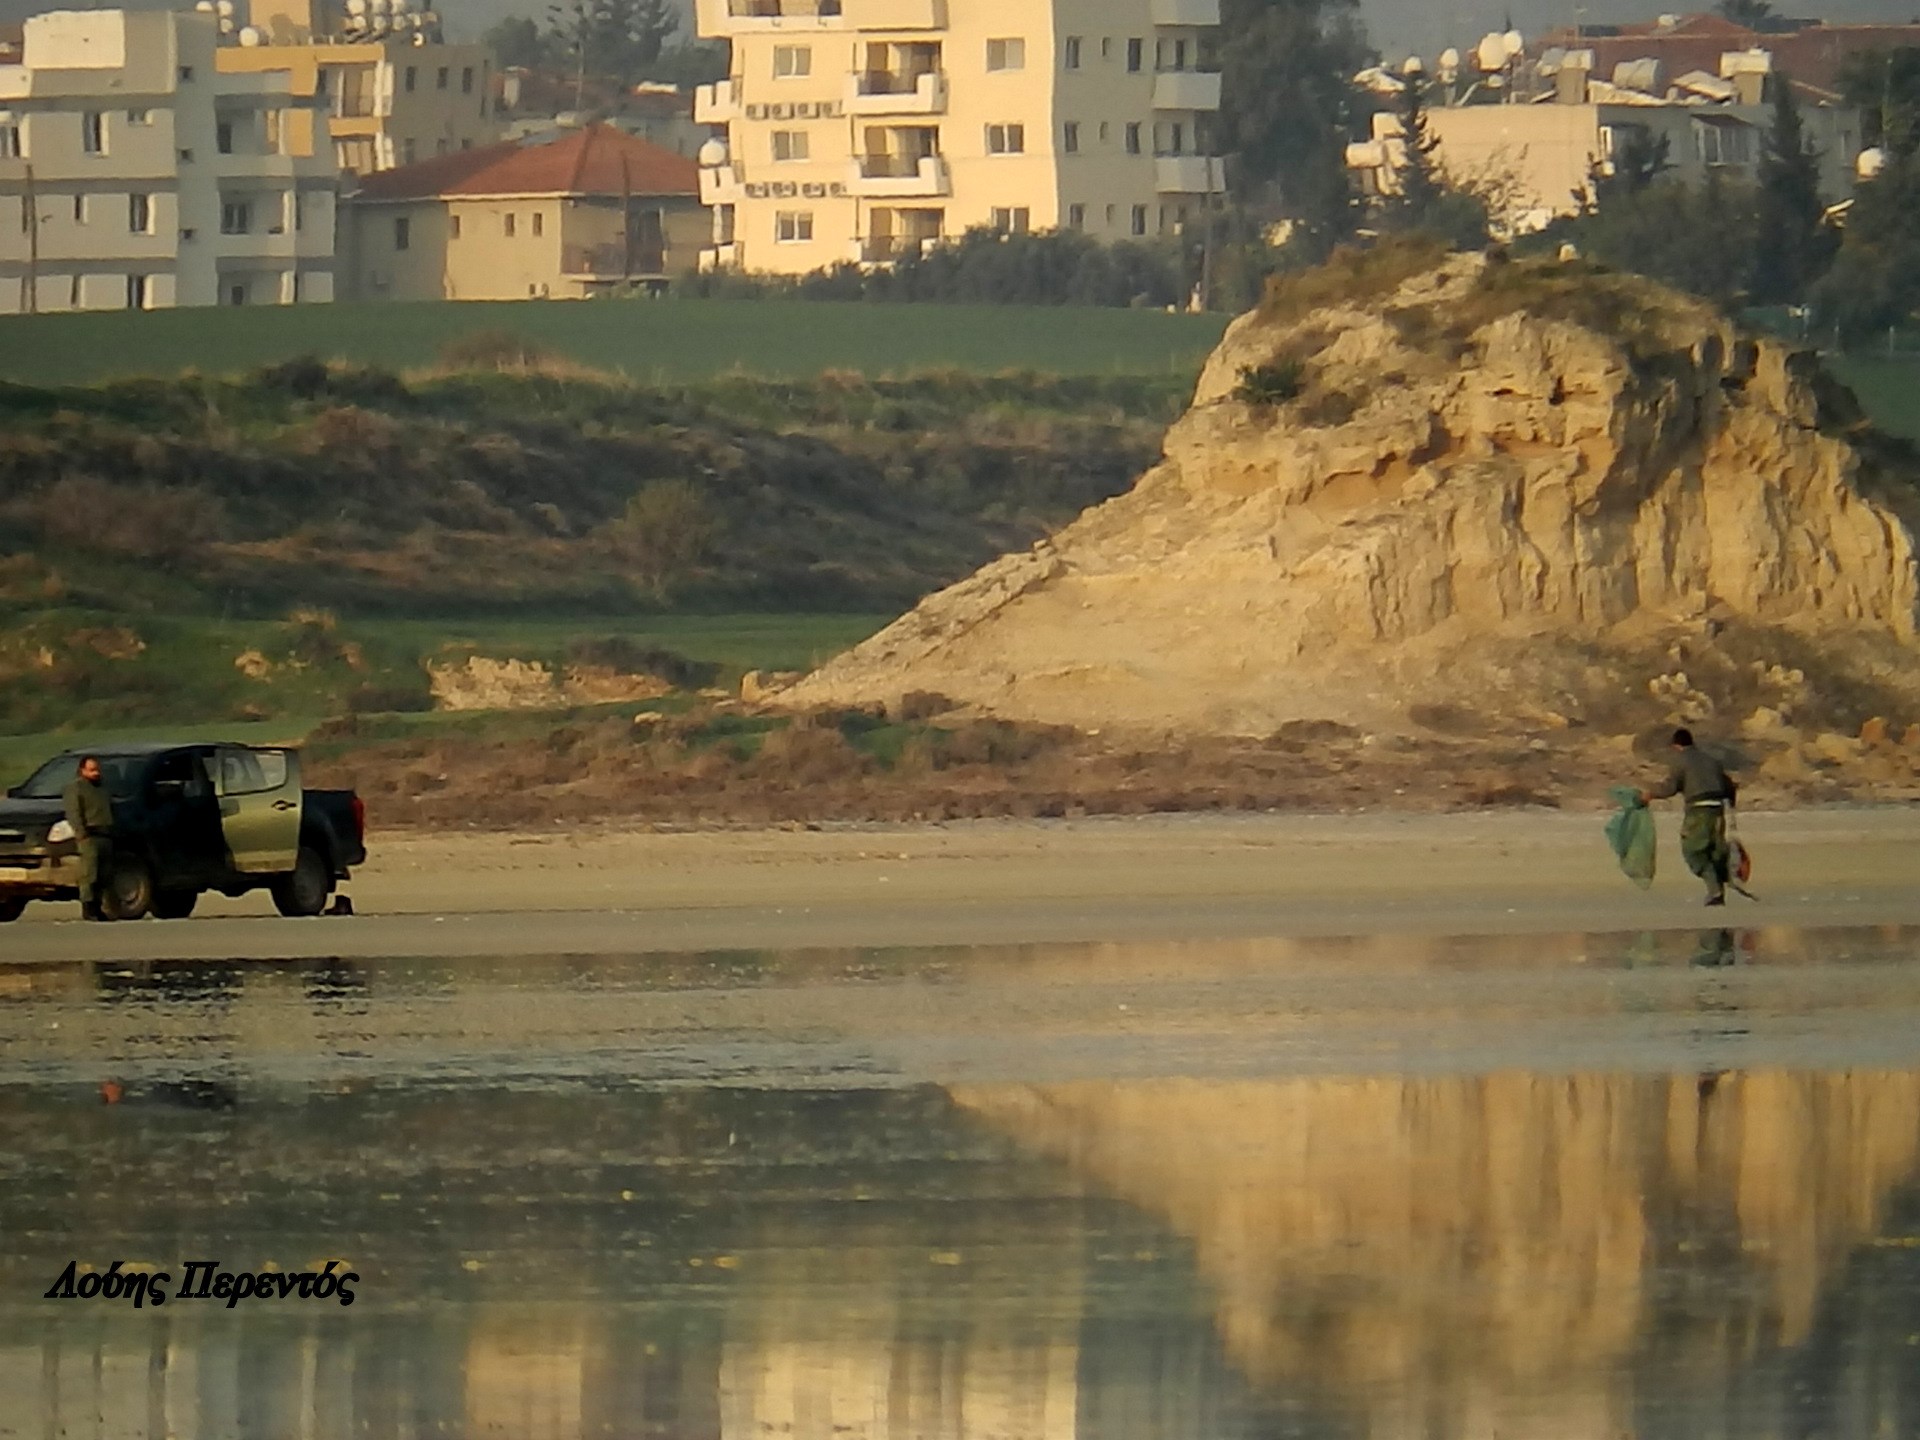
[784,255,1920,736]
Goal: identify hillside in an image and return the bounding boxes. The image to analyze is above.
[784,248,1920,779]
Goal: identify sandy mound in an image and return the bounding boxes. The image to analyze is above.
[783,250,1920,745]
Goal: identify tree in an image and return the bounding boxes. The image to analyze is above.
[1836,46,1920,158]
[482,15,549,70]
[1585,127,1672,210]
[546,0,680,104]
[1375,78,1492,250]
[1537,174,1759,306]
[607,479,717,600]
[1751,77,1837,304]
[1217,0,1373,251]
[1714,0,1792,32]
[1814,150,1920,339]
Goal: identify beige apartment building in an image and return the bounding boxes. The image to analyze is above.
[341,122,704,300]
[692,0,1225,275]
[1350,50,1862,237]
[0,8,337,312]
[216,0,498,175]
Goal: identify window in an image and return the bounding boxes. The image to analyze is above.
[986,38,1026,72]
[218,749,288,795]
[216,120,234,155]
[394,216,410,250]
[71,194,87,225]
[503,212,517,237]
[81,111,105,155]
[1063,36,1082,70]
[126,109,152,126]
[401,139,416,164]
[1131,203,1148,236]
[531,211,543,237]
[1697,120,1753,167]
[1126,38,1144,73]
[128,193,153,233]
[0,124,20,160]
[127,273,151,310]
[404,66,417,92]
[773,44,811,78]
[436,66,449,89]
[1125,122,1142,155]
[771,129,810,162]
[986,123,1025,155]
[1062,121,1079,154]
[436,139,449,155]
[1105,202,1116,226]
[1098,120,1110,142]
[221,201,250,235]
[178,64,194,82]
[293,191,305,231]
[449,213,462,239]
[1068,202,1086,229]
[775,210,814,242]
[1101,37,1113,60]
[990,207,1030,234]
[1157,121,1186,155]
[179,148,194,164]
[1157,37,1190,70]
[462,65,475,93]
[229,283,247,306]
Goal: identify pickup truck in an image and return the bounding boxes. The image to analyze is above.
[0,743,365,922]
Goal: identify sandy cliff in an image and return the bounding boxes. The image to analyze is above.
[784,251,1920,742]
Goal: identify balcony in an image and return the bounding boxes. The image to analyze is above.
[694,77,740,124]
[1155,155,1226,193]
[699,241,743,271]
[699,162,744,204]
[847,152,948,197]
[564,241,669,278]
[1150,0,1221,25]
[860,234,936,263]
[696,0,941,34]
[842,0,944,28]
[1152,70,1222,111]
[845,68,946,116]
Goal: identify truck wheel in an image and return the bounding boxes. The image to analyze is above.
[0,898,24,923]
[271,846,332,918]
[103,858,154,922]
[153,890,200,920]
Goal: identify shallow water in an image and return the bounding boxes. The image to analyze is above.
[2,929,1918,1439]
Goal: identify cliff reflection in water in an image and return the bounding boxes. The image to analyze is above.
[955,1068,1920,1439]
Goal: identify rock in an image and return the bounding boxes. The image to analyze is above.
[779,253,1920,736]
[1810,732,1863,766]
[1860,716,1891,747]
[234,649,273,680]
[1740,707,1791,739]
[1904,725,1920,749]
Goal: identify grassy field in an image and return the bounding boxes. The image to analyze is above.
[1829,356,1920,442]
[0,299,1230,387]
[0,611,888,785]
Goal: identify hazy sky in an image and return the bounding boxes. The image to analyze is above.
[1360,0,1920,60]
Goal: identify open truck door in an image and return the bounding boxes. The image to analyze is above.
[216,747,300,873]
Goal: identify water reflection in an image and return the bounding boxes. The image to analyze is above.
[0,936,1917,1438]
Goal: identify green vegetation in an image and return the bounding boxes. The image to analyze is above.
[0,299,1228,388]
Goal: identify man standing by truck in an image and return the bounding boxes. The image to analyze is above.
[63,755,115,921]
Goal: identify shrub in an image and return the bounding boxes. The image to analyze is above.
[566,636,720,689]
[438,329,563,372]
[1236,360,1304,408]
[604,479,720,600]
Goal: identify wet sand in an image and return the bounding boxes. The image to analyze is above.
[4,807,1918,961]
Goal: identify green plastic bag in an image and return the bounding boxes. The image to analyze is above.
[1606,784,1657,889]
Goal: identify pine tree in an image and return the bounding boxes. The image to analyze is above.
[1751,77,1837,304]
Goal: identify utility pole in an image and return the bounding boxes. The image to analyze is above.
[23,161,37,314]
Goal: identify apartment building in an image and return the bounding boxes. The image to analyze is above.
[1349,48,1861,237]
[0,8,338,312]
[692,0,1225,275]
[215,0,498,176]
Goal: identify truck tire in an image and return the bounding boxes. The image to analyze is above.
[153,890,199,920]
[103,857,154,922]
[271,846,332,918]
[0,898,24,923]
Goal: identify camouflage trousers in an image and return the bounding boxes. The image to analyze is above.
[1680,804,1730,896]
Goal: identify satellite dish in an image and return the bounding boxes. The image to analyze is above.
[1440,47,1461,70]
[346,0,367,12]
[370,0,389,15]
[1402,55,1425,76]
[1859,146,1888,179]
[218,17,236,33]
[698,136,729,167]
[370,16,390,33]
[214,0,234,14]
[1503,29,1525,58]
[238,24,262,44]
[392,0,410,14]
[1477,33,1507,71]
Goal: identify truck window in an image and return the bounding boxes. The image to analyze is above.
[218,749,288,796]
[16,754,144,799]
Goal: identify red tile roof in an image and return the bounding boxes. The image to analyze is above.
[356,123,698,201]
[1533,14,1920,92]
